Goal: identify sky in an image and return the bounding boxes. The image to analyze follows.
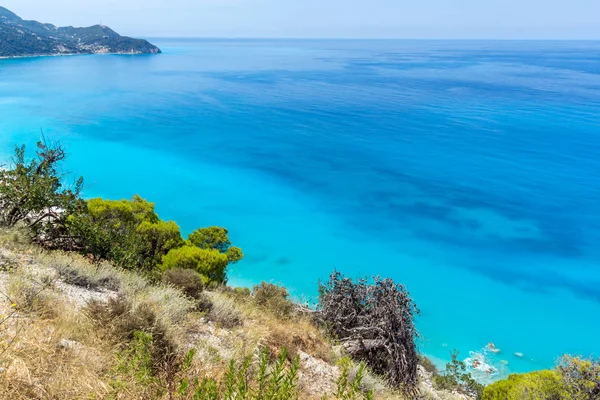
[2,0,599,39]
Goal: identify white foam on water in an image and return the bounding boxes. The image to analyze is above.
[464,347,505,384]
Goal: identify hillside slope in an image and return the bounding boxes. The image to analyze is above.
[0,6,160,57]
[0,232,468,400]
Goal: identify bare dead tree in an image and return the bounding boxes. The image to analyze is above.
[318,271,420,393]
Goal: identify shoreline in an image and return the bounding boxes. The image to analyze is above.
[0,52,158,60]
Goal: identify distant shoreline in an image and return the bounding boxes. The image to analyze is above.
[0,52,158,60]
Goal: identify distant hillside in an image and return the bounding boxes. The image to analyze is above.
[0,6,160,57]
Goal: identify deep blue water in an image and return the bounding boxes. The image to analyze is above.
[1,39,600,380]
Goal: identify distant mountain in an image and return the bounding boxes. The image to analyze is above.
[0,6,160,57]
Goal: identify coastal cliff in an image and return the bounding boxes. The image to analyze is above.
[0,6,160,57]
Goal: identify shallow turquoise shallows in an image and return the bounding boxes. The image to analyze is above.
[1,39,600,381]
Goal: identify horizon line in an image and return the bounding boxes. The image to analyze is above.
[143,36,600,41]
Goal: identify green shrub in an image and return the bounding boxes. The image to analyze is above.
[68,195,185,271]
[219,285,251,300]
[483,370,564,400]
[188,226,244,263]
[161,245,229,285]
[557,355,600,399]
[113,330,194,399]
[253,282,294,319]
[188,227,230,252]
[180,347,300,400]
[419,355,439,376]
[483,355,600,400]
[162,268,205,299]
[0,141,84,245]
[116,330,157,386]
[135,220,185,269]
[334,358,375,400]
[433,350,484,399]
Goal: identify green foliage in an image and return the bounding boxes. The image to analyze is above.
[433,350,484,399]
[188,227,231,252]
[0,6,160,58]
[136,220,185,269]
[419,355,439,376]
[87,195,158,225]
[483,355,600,400]
[183,347,300,400]
[188,226,244,264]
[161,245,230,285]
[226,246,244,263]
[333,358,374,400]
[0,141,84,244]
[1,141,242,285]
[483,370,564,400]
[162,268,205,299]
[116,330,157,386]
[557,355,600,399]
[253,282,294,318]
[68,195,163,267]
[68,195,189,273]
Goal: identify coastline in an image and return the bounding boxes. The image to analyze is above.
[0,51,158,60]
[2,38,599,386]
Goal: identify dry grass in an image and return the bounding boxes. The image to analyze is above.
[206,292,243,329]
[0,297,114,399]
[0,229,466,400]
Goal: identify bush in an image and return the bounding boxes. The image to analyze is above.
[434,350,484,399]
[483,355,600,400]
[420,355,439,376]
[318,271,420,393]
[7,271,56,318]
[113,330,191,399]
[219,285,251,300]
[162,268,205,299]
[68,195,184,271]
[161,245,229,285]
[0,140,84,245]
[483,370,564,400]
[188,226,230,252]
[135,220,185,269]
[177,347,300,399]
[196,293,214,312]
[84,295,174,358]
[253,282,294,319]
[207,294,243,329]
[188,226,244,263]
[557,355,600,399]
[335,358,375,400]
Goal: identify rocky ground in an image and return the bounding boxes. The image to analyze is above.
[0,238,471,400]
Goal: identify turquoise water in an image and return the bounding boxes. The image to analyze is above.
[1,39,600,380]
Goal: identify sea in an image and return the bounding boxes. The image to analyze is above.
[1,39,599,381]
